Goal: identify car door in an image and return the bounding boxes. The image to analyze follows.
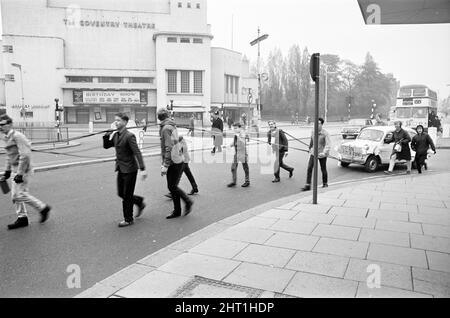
[379,131,394,163]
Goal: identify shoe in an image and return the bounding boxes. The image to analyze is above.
[118,220,134,228]
[322,184,329,188]
[164,193,173,199]
[135,202,146,218]
[40,205,51,223]
[166,212,181,219]
[227,183,236,188]
[384,171,393,175]
[8,217,29,230]
[272,178,281,183]
[289,169,294,178]
[184,200,194,216]
[241,182,250,188]
[301,185,311,192]
[188,189,198,196]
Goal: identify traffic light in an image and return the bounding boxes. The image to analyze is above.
[310,53,320,82]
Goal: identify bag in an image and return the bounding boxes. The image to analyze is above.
[394,143,402,153]
[1,179,10,194]
[170,128,184,164]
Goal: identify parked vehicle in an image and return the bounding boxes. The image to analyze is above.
[337,126,421,173]
[341,119,373,139]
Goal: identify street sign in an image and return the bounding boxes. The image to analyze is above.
[250,34,269,46]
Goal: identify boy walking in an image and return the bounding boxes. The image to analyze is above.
[228,123,250,188]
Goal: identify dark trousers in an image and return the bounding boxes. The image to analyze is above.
[117,171,143,222]
[415,153,427,173]
[167,163,190,215]
[306,155,328,185]
[183,163,198,191]
[231,156,249,183]
[275,151,293,178]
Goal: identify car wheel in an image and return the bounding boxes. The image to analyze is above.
[340,162,350,168]
[364,156,379,173]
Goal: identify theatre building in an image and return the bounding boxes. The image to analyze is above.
[0,0,213,126]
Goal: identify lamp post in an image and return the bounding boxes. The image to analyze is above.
[323,65,337,123]
[11,63,25,125]
[250,28,268,126]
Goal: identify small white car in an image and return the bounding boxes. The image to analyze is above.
[337,126,418,173]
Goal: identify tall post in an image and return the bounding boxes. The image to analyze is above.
[324,67,328,123]
[257,27,261,123]
[310,53,321,205]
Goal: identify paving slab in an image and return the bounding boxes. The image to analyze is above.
[269,219,318,235]
[409,213,450,226]
[264,232,320,252]
[283,272,358,298]
[292,211,336,224]
[158,253,241,281]
[285,251,350,278]
[313,237,369,259]
[417,206,450,216]
[233,244,296,268]
[137,249,185,268]
[189,238,249,259]
[410,234,450,253]
[376,220,423,234]
[343,200,380,210]
[329,206,368,218]
[98,263,155,290]
[422,224,450,239]
[367,244,428,268]
[234,216,279,229]
[367,209,409,222]
[258,209,299,220]
[332,215,376,229]
[223,263,296,294]
[115,271,192,298]
[344,258,412,290]
[312,224,361,241]
[290,204,332,214]
[407,199,447,208]
[426,251,450,273]
[359,229,410,248]
[379,203,418,213]
[216,227,275,244]
[412,268,450,297]
[356,283,431,298]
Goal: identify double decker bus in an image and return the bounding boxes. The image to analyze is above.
[393,85,440,131]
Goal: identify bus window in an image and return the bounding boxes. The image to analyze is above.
[413,88,426,97]
[412,108,427,118]
[399,89,412,98]
[396,108,411,118]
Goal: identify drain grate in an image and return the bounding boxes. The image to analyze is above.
[170,276,265,298]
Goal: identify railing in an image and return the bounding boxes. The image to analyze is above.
[14,127,70,145]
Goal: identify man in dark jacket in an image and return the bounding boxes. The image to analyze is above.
[211,111,224,154]
[159,109,193,219]
[411,125,436,174]
[384,121,412,175]
[228,123,250,188]
[103,113,147,227]
[267,121,294,183]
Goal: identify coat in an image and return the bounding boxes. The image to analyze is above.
[103,129,145,173]
[231,133,249,162]
[3,130,32,175]
[267,129,288,153]
[159,118,183,167]
[411,132,435,156]
[387,128,411,161]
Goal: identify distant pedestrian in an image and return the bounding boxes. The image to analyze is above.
[291,114,296,125]
[411,124,436,174]
[103,113,147,228]
[267,121,294,183]
[0,114,51,230]
[211,110,224,154]
[188,114,195,137]
[241,113,247,127]
[384,121,412,175]
[141,118,148,132]
[227,115,233,130]
[228,123,250,188]
[295,112,299,125]
[158,109,193,219]
[301,118,331,191]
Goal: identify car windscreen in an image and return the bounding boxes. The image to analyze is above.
[357,129,384,142]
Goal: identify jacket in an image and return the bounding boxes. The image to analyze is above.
[386,128,411,161]
[103,129,145,173]
[309,129,331,158]
[267,129,288,153]
[212,117,224,132]
[159,118,183,167]
[411,132,435,156]
[3,130,32,175]
[179,137,191,163]
[231,132,249,162]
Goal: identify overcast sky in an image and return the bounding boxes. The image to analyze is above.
[208,0,450,99]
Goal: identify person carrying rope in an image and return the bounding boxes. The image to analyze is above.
[0,114,52,230]
[267,121,294,183]
[301,117,331,191]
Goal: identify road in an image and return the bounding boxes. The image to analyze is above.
[0,125,449,297]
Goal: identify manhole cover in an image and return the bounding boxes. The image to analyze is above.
[170,276,265,298]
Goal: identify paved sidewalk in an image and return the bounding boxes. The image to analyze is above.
[77,172,450,298]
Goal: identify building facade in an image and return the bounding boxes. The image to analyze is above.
[0,0,256,127]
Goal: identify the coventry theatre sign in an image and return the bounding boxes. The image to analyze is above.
[63,19,155,29]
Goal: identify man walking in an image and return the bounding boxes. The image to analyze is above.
[0,114,51,230]
[188,114,195,137]
[159,109,193,219]
[228,123,250,188]
[301,118,331,191]
[211,111,224,154]
[411,124,436,174]
[384,121,412,175]
[103,113,147,228]
[267,121,294,183]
